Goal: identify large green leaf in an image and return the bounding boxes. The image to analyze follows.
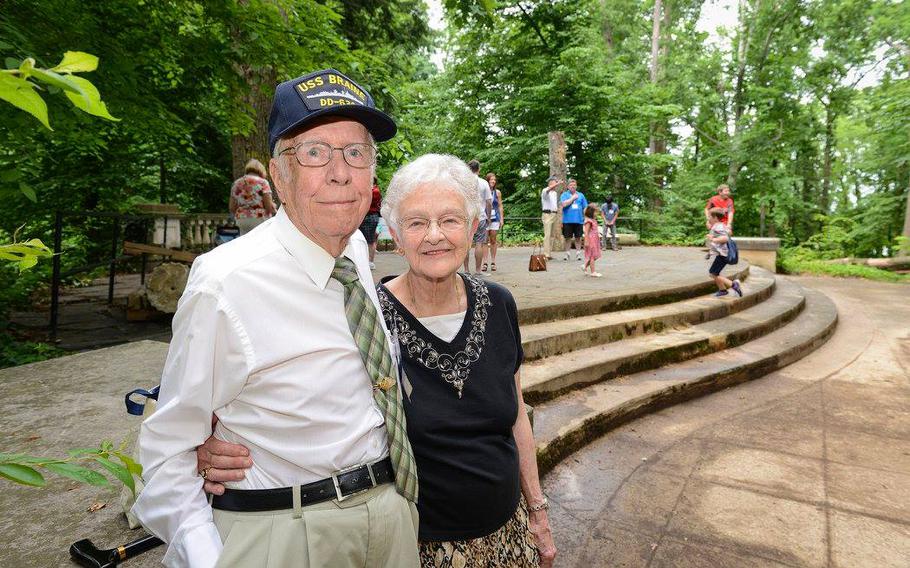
[92,456,135,495]
[19,182,37,203]
[51,51,99,74]
[64,76,118,121]
[0,463,46,487]
[0,169,22,183]
[0,240,53,271]
[30,68,90,105]
[0,72,51,129]
[44,462,109,486]
[112,451,143,477]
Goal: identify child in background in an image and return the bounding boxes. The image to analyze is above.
[707,207,743,297]
[583,204,603,277]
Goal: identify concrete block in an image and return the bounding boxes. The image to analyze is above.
[736,237,781,273]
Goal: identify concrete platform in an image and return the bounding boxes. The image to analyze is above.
[18,246,750,350]
[542,277,908,567]
[0,341,169,568]
[0,245,814,567]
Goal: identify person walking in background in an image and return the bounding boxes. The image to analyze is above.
[705,184,734,232]
[463,159,493,274]
[540,176,562,260]
[485,172,504,271]
[706,207,743,298]
[582,204,602,277]
[359,176,382,269]
[704,183,735,259]
[229,158,277,235]
[600,195,620,251]
[560,179,587,261]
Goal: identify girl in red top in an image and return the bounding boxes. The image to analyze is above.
[583,204,602,277]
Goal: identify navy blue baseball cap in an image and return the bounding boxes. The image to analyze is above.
[268,69,397,153]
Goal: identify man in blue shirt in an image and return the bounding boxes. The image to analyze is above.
[560,179,587,261]
[600,196,620,251]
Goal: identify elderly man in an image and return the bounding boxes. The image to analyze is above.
[133,69,420,568]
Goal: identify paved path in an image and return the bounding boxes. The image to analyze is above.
[542,276,910,567]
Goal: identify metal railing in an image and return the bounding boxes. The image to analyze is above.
[500,215,644,237]
[49,210,231,339]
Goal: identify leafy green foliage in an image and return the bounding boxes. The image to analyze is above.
[0,333,65,368]
[0,51,118,129]
[0,441,142,496]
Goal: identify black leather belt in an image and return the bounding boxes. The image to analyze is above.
[211,457,394,512]
[542,209,557,213]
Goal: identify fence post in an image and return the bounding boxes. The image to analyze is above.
[108,215,121,304]
[49,210,63,341]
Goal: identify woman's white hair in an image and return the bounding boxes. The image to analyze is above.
[381,154,481,232]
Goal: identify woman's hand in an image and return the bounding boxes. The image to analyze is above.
[529,508,556,567]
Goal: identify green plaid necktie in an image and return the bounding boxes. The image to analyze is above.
[332,256,418,502]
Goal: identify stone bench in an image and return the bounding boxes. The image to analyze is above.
[735,237,780,273]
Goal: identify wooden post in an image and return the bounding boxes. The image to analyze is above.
[548,131,567,253]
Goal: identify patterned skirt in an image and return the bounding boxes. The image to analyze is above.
[418,499,540,568]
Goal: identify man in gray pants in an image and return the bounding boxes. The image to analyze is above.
[600,195,620,251]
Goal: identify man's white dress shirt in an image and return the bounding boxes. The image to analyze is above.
[133,208,392,568]
[540,187,558,211]
[476,177,492,221]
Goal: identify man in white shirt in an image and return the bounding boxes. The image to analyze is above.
[540,175,563,259]
[462,159,493,273]
[132,69,420,568]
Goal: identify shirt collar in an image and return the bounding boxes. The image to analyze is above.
[272,207,356,290]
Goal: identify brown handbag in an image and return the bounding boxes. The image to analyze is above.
[529,244,547,272]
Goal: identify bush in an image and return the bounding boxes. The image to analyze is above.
[0,332,66,369]
[779,246,910,283]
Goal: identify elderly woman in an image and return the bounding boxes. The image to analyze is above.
[378,154,555,567]
[199,154,556,568]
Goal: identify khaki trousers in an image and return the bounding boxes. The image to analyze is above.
[213,483,419,568]
[541,212,558,257]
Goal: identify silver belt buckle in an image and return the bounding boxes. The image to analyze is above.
[331,461,378,502]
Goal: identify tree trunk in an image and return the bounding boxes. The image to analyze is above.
[158,153,167,204]
[902,183,910,256]
[230,0,278,183]
[821,103,834,213]
[548,131,567,253]
[601,0,614,53]
[648,0,663,157]
[649,0,662,86]
[726,0,752,191]
[230,65,276,180]
[649,0,666,202]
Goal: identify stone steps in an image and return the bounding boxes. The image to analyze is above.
[521,271,775,362]
[522,274,805,404]
[529,284,838,475]
[517,265,751,325]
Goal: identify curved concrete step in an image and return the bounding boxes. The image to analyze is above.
[531,285,838,475]
[522,276,806,404]
[522,270,775,362]
[518,265,751,325]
